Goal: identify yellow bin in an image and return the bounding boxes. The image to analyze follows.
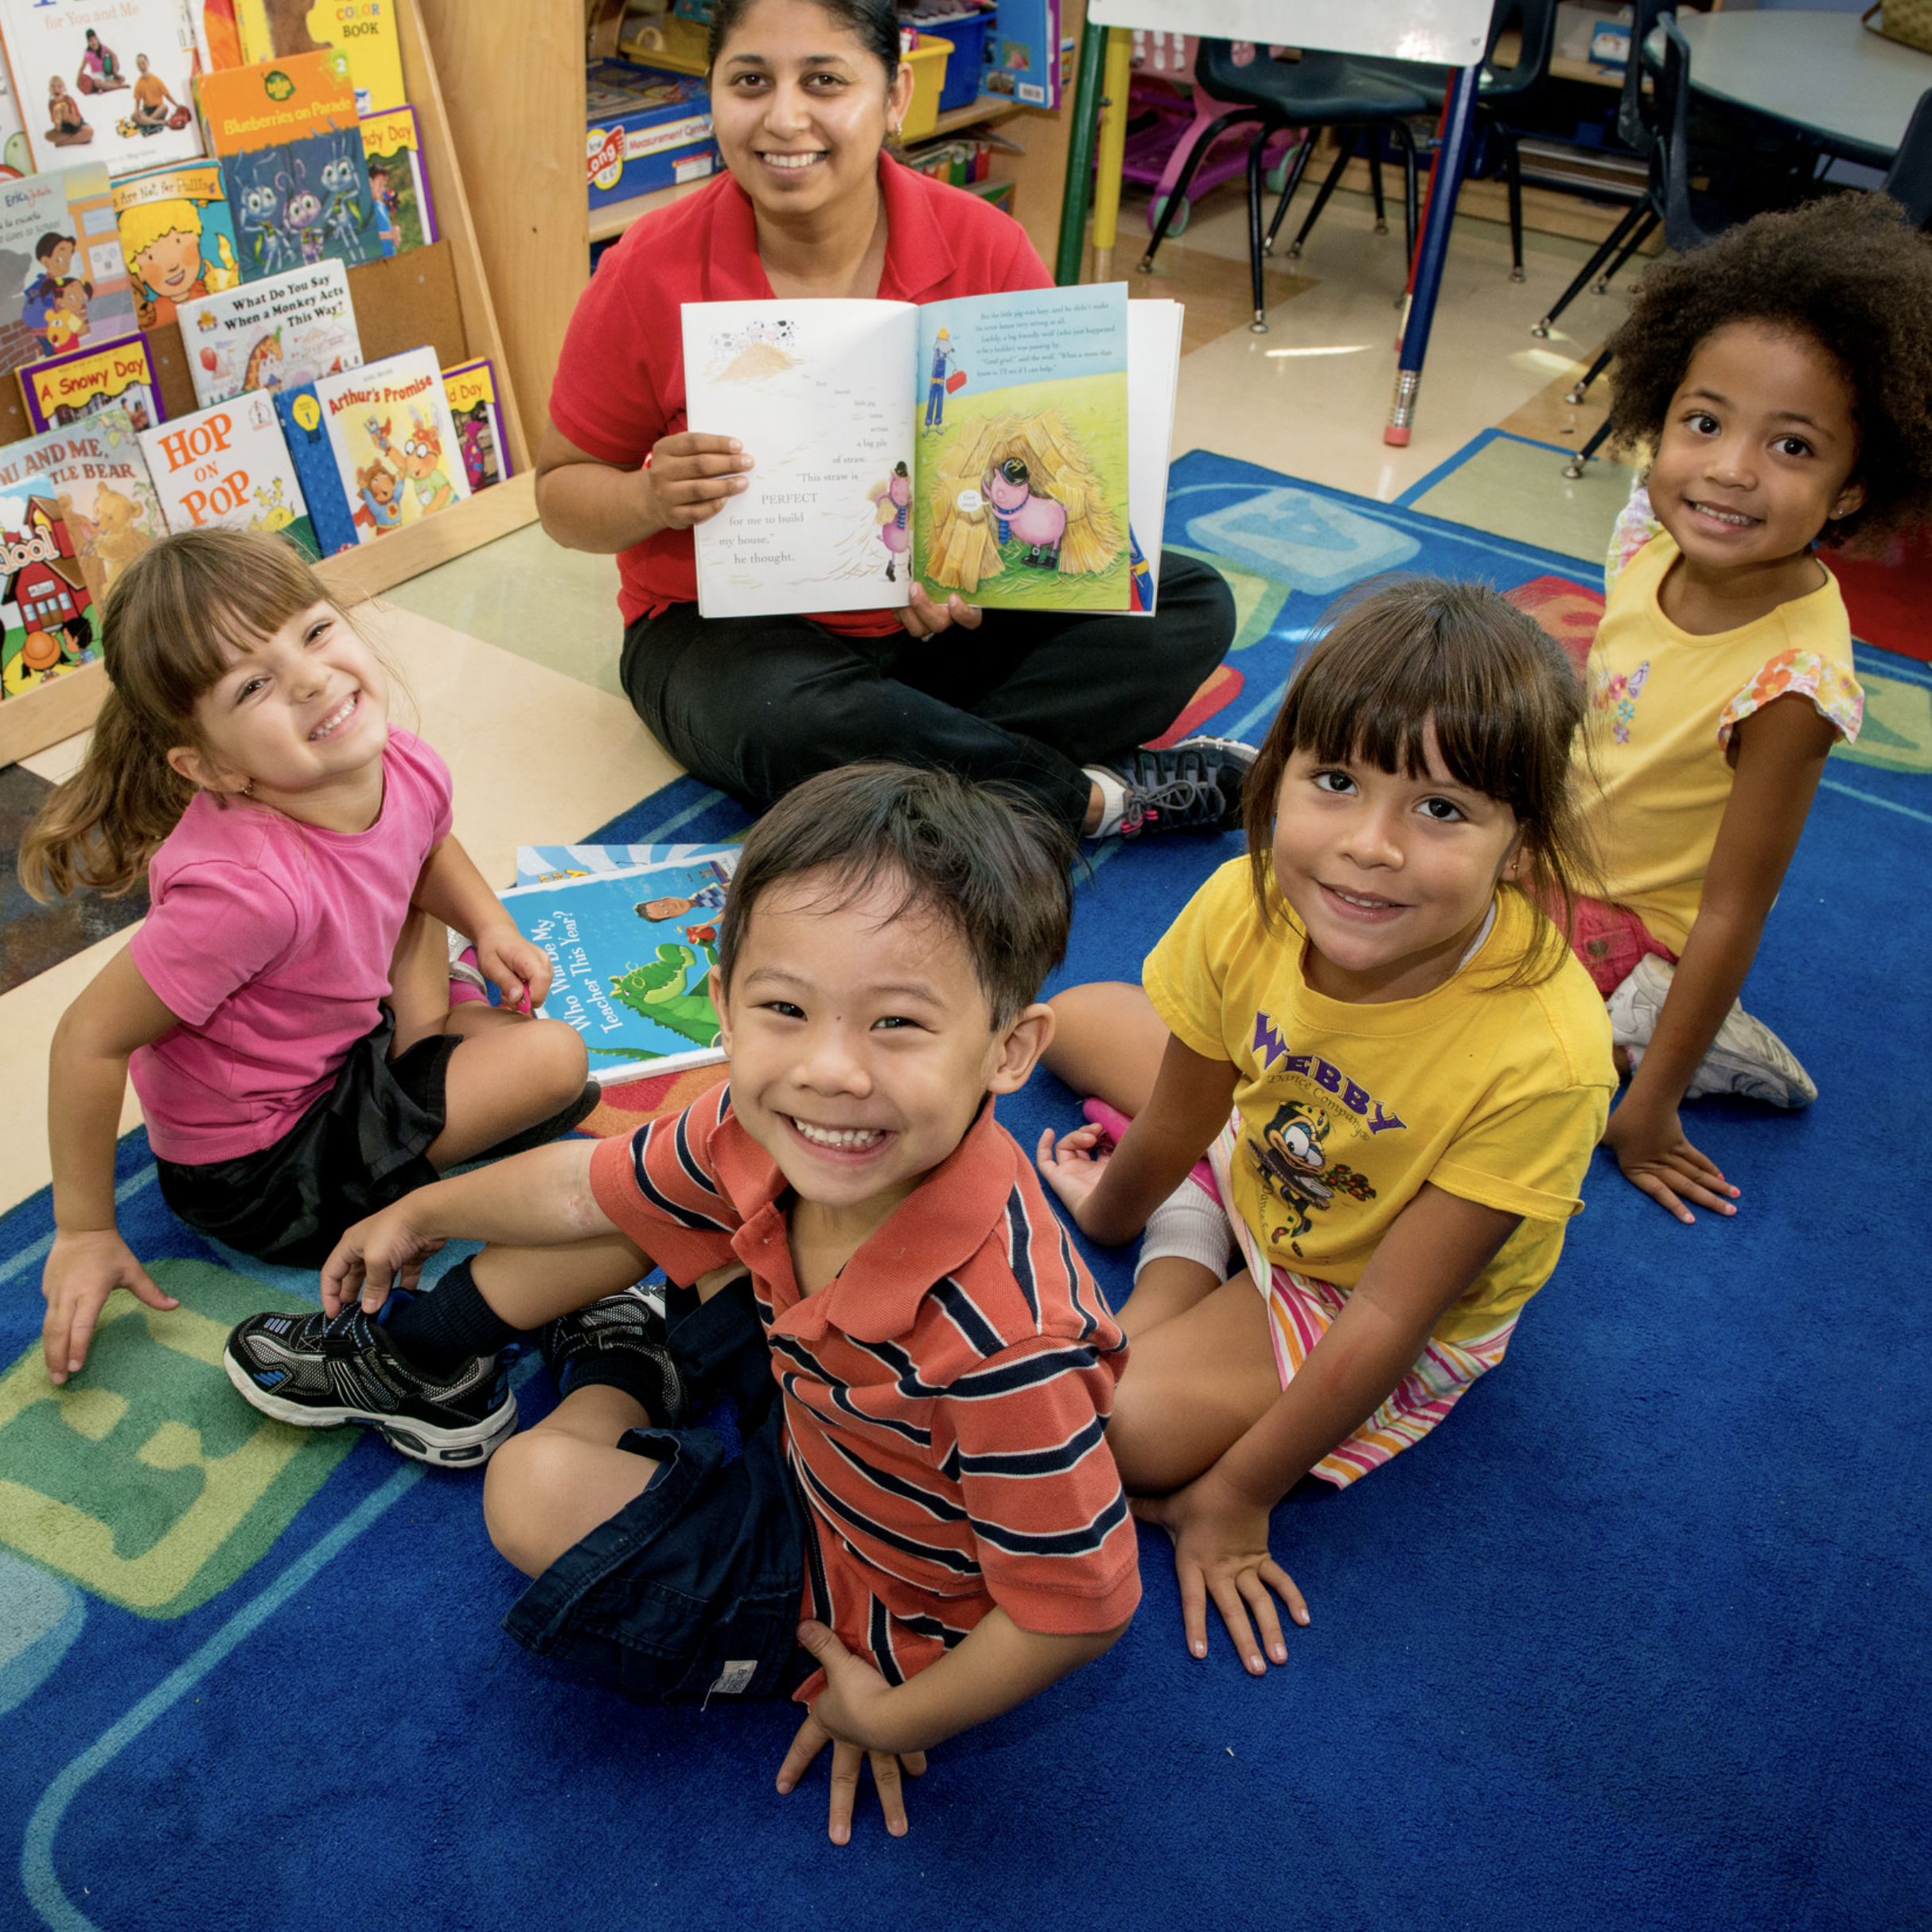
[900,36,953,142]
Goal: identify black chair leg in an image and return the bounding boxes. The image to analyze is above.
[1590,208,1659,297]
[1564,342,1614,405]
[1368,137,1388,234]
[1394,119,1420,263]
[1562,414,1615,479]
[1261,131,1316,259]
[1138,107,1264,274]
[1501,128,1525,282]
[1285,127,1356,259]
[1533,199,1651,336]
[1246,124,1271,331]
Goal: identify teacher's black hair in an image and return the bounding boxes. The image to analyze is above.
[1603,192,1932,547]
[707,0,900,84]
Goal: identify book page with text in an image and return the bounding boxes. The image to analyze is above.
[682,298,917,617]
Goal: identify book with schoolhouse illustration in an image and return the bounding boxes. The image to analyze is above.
[0,0,204,177]
[112,158,242,328]
[0,162,138,379]
[360,105,436,255]
[273,345,469,553]
[443,356,506,493]
[138,391,316,557]
[681,282,1180,619]
[18,334,165,435]
[174,258,361,409]
[0,487,92,697]
[498,851,741,1084]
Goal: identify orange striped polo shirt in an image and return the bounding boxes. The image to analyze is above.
[588,1083,1141,1704]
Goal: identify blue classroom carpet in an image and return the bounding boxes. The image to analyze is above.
[2,453,1926,1930]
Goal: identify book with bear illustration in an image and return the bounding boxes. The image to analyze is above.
[173,257,362,410]
[680,282,1179,619]
[497,850,740,1084]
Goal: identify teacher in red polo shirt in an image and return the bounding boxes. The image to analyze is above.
[537,0,1245,843]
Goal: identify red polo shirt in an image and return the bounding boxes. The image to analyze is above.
[589,1081,1141,1705]
[547,158,1054,637]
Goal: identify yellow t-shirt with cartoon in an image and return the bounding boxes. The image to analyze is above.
[1581,521,1864,954]
[1144,862,1615,1346]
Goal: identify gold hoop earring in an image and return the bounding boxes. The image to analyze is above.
[240,778,255,798]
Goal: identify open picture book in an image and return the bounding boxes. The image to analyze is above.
[681,282,1179,619]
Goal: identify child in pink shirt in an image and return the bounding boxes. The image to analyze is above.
[22,528,595,1388]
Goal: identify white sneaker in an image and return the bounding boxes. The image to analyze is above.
[1606,954,1817,1108]
[446,924,487,994]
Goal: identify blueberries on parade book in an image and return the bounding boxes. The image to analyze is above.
[174,258,360,409]
[360,106,435,255]
[498,851,741,1082]
[274,345,470,553]
[230,0,407,118]
[138,392,316,557]
[112,158,243,327]
[443,357,507,493]
[0,162,138,376]
[0,0,204,177]
[18,334,163,435]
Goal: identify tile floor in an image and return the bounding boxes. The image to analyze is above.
[0,181,1646,1217]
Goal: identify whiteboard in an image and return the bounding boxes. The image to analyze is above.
[1084,0,1491,64]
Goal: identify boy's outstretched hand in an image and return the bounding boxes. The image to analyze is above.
[1132,1471,1309,1676]
[320,1201,447,1317]
[41,1229,179,1383]
[776,1621,927,1844]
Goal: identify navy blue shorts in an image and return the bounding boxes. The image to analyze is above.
[501,1280,812,1706]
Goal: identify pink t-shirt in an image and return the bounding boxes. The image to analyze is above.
[128,730,454,1164]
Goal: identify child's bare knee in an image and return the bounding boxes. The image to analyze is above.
[482,1431,567,1569]
[532,1015,589,1095]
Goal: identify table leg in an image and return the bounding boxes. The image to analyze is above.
[1384,64,1479,448]
[1089,29,1135,283]
[1055,25,1109,286]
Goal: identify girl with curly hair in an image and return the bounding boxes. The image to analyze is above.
[1574,193,1932,1223]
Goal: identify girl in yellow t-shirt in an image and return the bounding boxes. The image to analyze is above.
[1036,581,1615,1677]
[1572,194,1932,1224]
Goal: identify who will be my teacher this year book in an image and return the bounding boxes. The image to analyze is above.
[681,282,1179,620]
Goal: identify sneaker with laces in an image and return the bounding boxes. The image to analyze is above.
[224,1308,518,1466]
[1606,954,1817,1108]
[1101,736,1256,838]
[540,1285,687,1428]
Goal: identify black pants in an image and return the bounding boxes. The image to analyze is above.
[618,551,1237,832]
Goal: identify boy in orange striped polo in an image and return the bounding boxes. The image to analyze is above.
[227,764,1139,1844]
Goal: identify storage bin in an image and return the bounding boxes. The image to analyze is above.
[921,8,994,111]
[899,36,952,141]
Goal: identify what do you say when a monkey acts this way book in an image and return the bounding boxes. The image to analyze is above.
[681,282,1179,619]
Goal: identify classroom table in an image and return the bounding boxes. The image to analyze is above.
[1665,8,1932,167]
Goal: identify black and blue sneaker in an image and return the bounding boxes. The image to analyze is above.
[1103,736,1256,838]
[224,1307,518,1467]
[539,1285,687,1428]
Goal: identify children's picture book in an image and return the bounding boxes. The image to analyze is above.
[195,45,354,155]
[0,56,31,177]
[138,391,316,556]
[498,853,741,1083]
[18,334,164,435]
[0,406,164,614]
[273,380,356,555]
[182,0,244,76]
[682,283,1180,618]
[0,0,204,177]
[233,0,407,117]
[360,106,436,256]
[174,257,361,408]
[983,0,1063,107]
[443,357,507,493]
[0,162,138,376]
[283,345,472,547]
[0,488,92,696]
[514,842,740,888]
[113,158,243,326]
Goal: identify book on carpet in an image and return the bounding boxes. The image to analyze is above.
[360,106,436,256]
[514,841,739,888]
[273,345,470,552]
[680,282,1180,618]
[18,334,164,435]
[498,851,741,1084]
[0,406,164,618]
[0,0,204,177]
[113,158,243,329]
[442,357,507,493]
[138,391,317,556]
[0,162,139,376]
[173,258,361,409]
